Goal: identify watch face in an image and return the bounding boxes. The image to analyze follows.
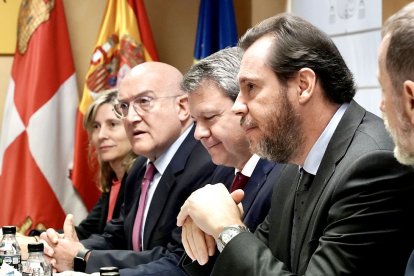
[221,227,241,244]
[217,225,249,252]
[74,256,86,272]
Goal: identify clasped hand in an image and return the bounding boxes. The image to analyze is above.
[40,214,85,272]
[176,184,245,265]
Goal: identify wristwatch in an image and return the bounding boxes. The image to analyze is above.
[73,248,92,272]
[216,225,250,252]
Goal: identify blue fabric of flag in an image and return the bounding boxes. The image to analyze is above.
[194,0,238,61]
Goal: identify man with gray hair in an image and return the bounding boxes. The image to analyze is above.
[378,2,414,166]
[378,3,414,275]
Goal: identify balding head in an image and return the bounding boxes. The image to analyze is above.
[126,62,184,97]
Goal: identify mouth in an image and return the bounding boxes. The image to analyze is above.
[241,118,258,133]
[99,145,114,151]
[202,141,221,150]
[132,129,146,137]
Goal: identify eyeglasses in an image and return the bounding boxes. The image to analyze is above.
[113,94,182,119]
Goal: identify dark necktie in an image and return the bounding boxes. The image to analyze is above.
[230,172,250,192]
[132,162,156,251]
[291,169,314,265]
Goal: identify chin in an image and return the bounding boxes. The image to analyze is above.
[394,144,414,166]
[99,154,113,162]
[133,146,151,157]
[211,156,226,166]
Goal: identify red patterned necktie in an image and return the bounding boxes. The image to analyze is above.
[132,162,156,251]
[230,172,250,192]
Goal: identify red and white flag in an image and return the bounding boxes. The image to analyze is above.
[0,0,87,233]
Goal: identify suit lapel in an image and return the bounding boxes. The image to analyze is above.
[142,166,176,249]
[292,101,366,270]
[125,157,147,249]
[267,164,299,268]
[142,127,197,249]
[242,159,273,215]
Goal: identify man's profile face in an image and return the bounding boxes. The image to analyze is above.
[235,35,303,163]
[189,81,251,169]
[378,35,414,165]
[118,68,183,161]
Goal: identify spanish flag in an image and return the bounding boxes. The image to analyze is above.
[72,0,158,210]
[0,0,87,232]
[194,0,238,62]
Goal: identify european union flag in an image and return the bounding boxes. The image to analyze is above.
[194,0,238,62]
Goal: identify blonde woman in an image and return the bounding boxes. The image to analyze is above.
[75,89,136,239]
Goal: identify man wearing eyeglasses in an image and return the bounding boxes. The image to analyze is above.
[41,62,218,275]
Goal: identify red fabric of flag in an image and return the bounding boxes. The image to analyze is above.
[0,0,87,233]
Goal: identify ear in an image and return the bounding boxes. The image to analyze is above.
[402,80,414,125]
[175,94,190,122]
[296,68,317,104]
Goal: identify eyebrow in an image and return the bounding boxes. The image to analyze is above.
[238,75,260,85]
[118,90,155,102]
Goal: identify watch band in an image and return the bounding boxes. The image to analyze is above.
[216,225,250,252]
[76,247,92,259]
[74,248,92,272]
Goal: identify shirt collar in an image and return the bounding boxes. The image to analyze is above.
[303,103,348,175]
[235,154,260,177]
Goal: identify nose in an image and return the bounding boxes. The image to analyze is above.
[194,122,211,141]
[232,92,248,117]
[98,126,108,139]
[125,103,143,123]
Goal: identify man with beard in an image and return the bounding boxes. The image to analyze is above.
[177,13,414,275]
[377,3,414,275]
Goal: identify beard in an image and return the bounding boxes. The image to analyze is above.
[383,113,414,166]
[242,89,304,163]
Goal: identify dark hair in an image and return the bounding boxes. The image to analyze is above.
[181,47,242,102]
[382,2,414,97]
[239,13,356,104]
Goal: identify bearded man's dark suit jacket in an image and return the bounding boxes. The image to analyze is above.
[80,126,217,274]
[186,101,414,276]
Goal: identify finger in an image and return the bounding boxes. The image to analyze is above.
[44,228,59,244]
[49,257,57,268]
[230,189,245,204]
[43,254,53,264]
[63,214,78,241]
[181,219,195,261]
[177,202,189,226]
[191,223,209,265]
[42,240,55,257]
[184,219,197,261]
[39,231,50,245]
[205,234,216,256]
[186,220,199,263]
[237,202,245,217]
